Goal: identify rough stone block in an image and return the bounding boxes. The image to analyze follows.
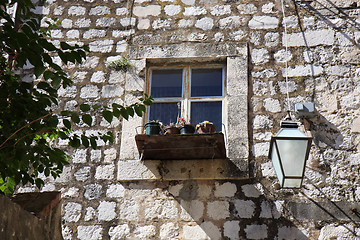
[133,5,161,17]
[207,201,230,220]
[249,16,278,29]
[77,225,103,240]
[63,202,82,222]
[201,222,222,240]
[68,6,86,16]
[89,6,110,15]
[214,182,237,197]
[101,85,124,98]
[237,4,257,14]
[97,201,116,221]
[180,200,204,221]
[133,225,156,239]
[118,200,139,221]
[224,221,240,240]
[74,18,91,28]
[283,30,335,47]
[278,226,308,240]
[80,85,99,99]
[211,5,231,16]
[84,207,96,221]
[245,224,268,239]
[252,48,270,64]
[160,222,179,239]
[117,160,160,180]
[145,200,178,220]
[233,199,255,218]
[95,164,115,180]
[89,39,114,53]
[183,225,208,239]
[74,167,91,182]
[83,29,106,39]
[253,142,270,157]
[195,17,214,30]
[218,16,243,29]
[108,225,130,240]
[84,184,102,200]
[283,65,323,77]
[164,5,181,16]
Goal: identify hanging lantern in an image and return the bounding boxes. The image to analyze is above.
[268,119,312,188]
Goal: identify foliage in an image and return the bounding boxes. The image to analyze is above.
[0,0,152,194]
[105,56,131,72]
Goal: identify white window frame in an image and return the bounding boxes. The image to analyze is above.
[146,64,226,130]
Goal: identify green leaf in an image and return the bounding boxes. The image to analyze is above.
[71,113,80,124]
[92,104,101,110]
[58,131,68,139]
[61,110,71,116]
[134,105,143,117]
[44,168,50,177]
[90,137,97,149]
[120,108,129,120]
[82,114,92,126]
[80,104,91,112]
[113,108,121,118]
[63,119,72,130]
[35,178,44,189]
[81,135,89,148]
[60,42,73,50]
[127,107,134,117]
[69,136,81,148]
[102,110,113,123]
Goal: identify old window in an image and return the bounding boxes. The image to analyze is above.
[147,65,225,131]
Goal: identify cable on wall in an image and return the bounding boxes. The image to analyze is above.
[281,0,291,114]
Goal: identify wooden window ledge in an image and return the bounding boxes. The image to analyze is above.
[135,133,226,160]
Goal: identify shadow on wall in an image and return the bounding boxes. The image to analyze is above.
[295,0,360,49]
[165,180,309,240]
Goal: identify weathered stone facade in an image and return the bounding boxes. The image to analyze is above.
[17,0,360,239]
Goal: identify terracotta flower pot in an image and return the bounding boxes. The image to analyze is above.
[164,126,180,135]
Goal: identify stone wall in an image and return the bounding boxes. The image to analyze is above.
[17,0,360,239]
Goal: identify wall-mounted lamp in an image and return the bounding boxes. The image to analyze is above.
[268,103,315,188]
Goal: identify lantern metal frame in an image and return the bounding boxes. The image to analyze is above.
[268,120,312,189]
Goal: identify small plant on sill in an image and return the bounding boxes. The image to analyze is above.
[196,121,216,134]
[163,122,180,135]
[105,56,130,72]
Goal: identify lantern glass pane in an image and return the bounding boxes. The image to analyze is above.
[283,178,302,188]
[276,139,308,176]
[270,141,283,184]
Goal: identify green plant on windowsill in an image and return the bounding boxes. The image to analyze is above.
[105,56,130,72]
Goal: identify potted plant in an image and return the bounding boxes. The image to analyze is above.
[196,121,216,134]
[177,117,195,134]
[163,122,180,135]
[144,120,162,135]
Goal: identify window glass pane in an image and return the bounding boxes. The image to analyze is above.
[151,69,183,98]
[191,102,222,132]
[191,68,223,97]
[149,103,179,126]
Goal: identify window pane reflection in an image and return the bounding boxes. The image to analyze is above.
[151,69,183,98]
[191,68,222,97]
[191,102,222,132]
[149,103,179,126]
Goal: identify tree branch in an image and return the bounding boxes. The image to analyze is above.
[0,111,53,149]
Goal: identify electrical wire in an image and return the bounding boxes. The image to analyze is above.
[281,0,291,114]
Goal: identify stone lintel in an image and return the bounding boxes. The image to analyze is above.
[117,159,248,181]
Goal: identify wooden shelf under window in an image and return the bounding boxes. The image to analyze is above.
[135,133,226,160]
